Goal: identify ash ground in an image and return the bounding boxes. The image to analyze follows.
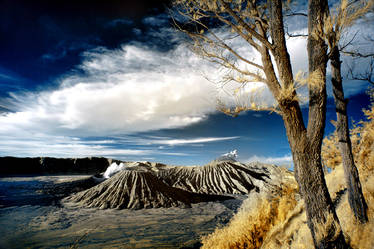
[0,175,244,249]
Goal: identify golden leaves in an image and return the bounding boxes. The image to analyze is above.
[322,0,374,48]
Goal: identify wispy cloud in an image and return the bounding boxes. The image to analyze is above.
[142,14,169,26]
[0,134,188,159]
[0,73,18,82]
[149,136,240,146]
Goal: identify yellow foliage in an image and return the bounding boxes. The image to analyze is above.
[201,185,298,249]
[323,0,373,48]
[322,130,341,170]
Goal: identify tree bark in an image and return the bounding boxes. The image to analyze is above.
[330,45,368,223]
[279,101,348,249]
[304,1,349,247]
[266,0,349,248]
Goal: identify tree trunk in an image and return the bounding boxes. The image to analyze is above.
[265,0,350,247]
[280,102,349,249]
[280,0,347,247]
[330,45,368,223]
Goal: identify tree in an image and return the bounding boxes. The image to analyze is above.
[173,0,348,248]
[323,0,372,223]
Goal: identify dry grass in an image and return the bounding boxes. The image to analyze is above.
[202,91,374,249]
[335,173,374,249]
[201,184,298,249]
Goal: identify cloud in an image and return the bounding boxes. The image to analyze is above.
[106,18,133,27]
[1,43,221,136]
[245,154,293,166]
[4,17,369,138]
[0,134,188,159]
[0,104,13,113]
[2,24,277,138]
[148,136,239,146]
[142,14,169,26]
[1,12,373,159]
[0,133,239,159]
[0,67,28,89]
[0,73,18,82]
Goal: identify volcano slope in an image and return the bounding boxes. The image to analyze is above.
[65,160,292,209]
[156,161,290,195]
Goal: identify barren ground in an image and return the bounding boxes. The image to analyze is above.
[0,175,244,249]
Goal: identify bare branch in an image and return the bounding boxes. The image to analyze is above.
[172,1,264,72]
[342,51,374,58]
[208,31,264,70]
[214,13,261,51]
[181,28,266,83]
[285,26,308,38]
[285,12,308,17]
[219,0,274,52]
[338,31,358,51]
[205,54,267,83]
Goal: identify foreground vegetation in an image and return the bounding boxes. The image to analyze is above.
[201,92,374,249]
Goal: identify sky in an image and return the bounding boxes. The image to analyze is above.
[0,0,373,166]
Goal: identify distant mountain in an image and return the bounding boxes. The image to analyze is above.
[65,160,292,209]
[0,156,121,175]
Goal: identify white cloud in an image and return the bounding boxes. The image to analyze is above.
[1,44,221,136]
[150,136,239,146]
[286,32,308,74]
[245,154,293,166]
[1,26,284,138]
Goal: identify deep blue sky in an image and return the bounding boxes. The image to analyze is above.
[0,0,373,165]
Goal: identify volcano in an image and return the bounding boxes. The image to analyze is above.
[65,160,292,209]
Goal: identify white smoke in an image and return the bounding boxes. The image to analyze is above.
[217,149,238,162]
[103,162,127,178]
